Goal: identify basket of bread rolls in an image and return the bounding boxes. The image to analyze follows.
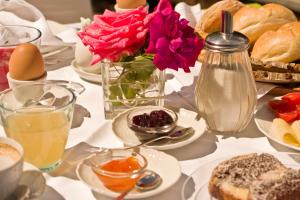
[196,0,300,83]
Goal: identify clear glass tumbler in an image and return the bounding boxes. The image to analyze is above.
[0,82,83,172]
[0,25,41,91]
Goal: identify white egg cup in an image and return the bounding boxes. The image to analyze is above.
[0,137,24,200]
[6,72,47,103]
[74,38,101,74]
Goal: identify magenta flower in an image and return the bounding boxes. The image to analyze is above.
[146,0,203,72]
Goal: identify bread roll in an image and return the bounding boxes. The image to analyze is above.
[252,22,300,63]
[209,153,286,200]
[195,0,244,39]
[233,3,297,44]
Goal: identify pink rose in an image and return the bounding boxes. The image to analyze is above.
[78,6,151,64]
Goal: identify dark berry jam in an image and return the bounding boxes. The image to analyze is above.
[132,110,173,128]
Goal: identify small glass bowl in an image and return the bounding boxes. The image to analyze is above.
[127,106,178,135]
[88,149,148,192]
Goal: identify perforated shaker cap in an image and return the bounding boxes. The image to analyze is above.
[205,11,249,52]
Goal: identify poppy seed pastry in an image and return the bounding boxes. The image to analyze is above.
[208,153,287,200]
[249,169,300,200]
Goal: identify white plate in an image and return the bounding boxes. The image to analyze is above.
[254,102,300,151]
[71,60,102,83]
[112,107,206,150]
[76,148,181,199]
[9,162,46,200]
[181,152,300,200]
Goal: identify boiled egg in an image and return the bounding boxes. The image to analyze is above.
[9,43,45,81]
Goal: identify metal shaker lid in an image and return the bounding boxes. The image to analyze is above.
[205,11,249,52]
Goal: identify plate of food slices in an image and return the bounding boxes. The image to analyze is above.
[181,152,300,200]
[254,92,300,151]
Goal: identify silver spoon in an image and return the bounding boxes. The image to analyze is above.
[125,127,194,149]
[115,170,162,200]
[61,127,194,168]
[23,92,56,107]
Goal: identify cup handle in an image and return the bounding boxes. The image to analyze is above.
[45,80,85,96]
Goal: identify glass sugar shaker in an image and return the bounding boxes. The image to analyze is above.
[194,11,257,133]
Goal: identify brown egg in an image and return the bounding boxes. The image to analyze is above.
[116,0,146,9]
[9,43,45,81]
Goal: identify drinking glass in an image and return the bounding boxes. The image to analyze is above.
[0,81,83,172]
[0,25,41,91]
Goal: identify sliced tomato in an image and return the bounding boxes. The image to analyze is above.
[268,99,295,113]
[282,92,300,105]
[276,110,298,123]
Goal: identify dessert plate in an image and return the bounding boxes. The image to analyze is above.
[112,107,206,150]
[181,152,300,200]
[254,102,300,151]
[71,60,102,83]
[76,148,181,199]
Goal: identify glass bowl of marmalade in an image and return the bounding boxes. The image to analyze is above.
[88,148,148,192]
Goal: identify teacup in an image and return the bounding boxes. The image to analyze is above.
[0,137,24,199]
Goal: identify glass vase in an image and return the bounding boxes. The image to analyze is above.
[101,59,165,119]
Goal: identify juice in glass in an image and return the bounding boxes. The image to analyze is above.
[3,108,70,171]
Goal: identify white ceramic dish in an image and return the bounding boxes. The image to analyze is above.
[181,152,300,200]
[76,148,181,199]
[112,107,206,150]
[8,162,46,200]
[254,102,300,151]
[71,60,102,83]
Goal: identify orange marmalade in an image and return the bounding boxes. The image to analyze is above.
[94,157,142,192]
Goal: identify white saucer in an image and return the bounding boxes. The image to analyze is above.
[8,162,46,200]
[76,148,181,199]
[71,60,102,83]
[254,100,300,151]
[112,107,206,150]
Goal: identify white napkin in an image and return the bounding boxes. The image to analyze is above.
[0,0,73,46]
[174,2,202,28]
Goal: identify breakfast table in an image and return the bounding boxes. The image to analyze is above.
[0,57,296,200]
[1,1,300,200]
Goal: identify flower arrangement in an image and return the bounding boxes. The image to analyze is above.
[78,0,203,73]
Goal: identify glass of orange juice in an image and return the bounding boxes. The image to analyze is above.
[0,81,84,172]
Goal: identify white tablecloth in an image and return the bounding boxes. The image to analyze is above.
[0,61,297,200]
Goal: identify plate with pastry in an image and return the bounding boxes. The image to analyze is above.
[181,152,300,200]
[255,92,300,151]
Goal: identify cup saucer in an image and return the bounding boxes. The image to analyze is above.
[7,162,46,200]
[112,107,206,150]
[76,148,181,199]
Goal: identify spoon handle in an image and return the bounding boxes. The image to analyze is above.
[115,187,134,200]
[124,135,170,150]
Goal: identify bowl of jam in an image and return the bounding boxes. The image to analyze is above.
[127,106,178,135]
[88,149,148,192]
